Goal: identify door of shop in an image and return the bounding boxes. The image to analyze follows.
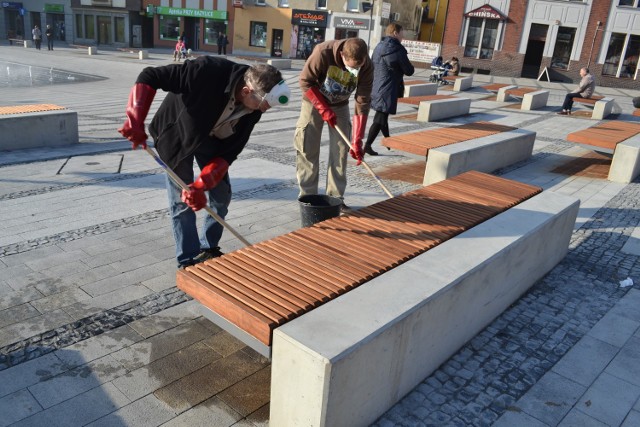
[521,23,548,78]
[97,16,111,44]
[271,29,283,57]
[335,28,358,39]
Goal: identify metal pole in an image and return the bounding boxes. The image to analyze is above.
[367,0,374,48]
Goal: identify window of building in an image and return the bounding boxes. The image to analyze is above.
[347,0,359,11]
[618,0,639,6]
[75,14,83,38]
[551,26,576,70]
[204,20,226,45]
[250,21,267,47]
[278,0,289,7]
[317,0,327,9]
[84,15,95,39]
[603,33,639,78]
[159,15,180,40]
[114,17,125,43]
[464,17,499,59]
[256,0,266,5]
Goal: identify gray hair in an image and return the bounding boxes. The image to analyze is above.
[244,64,283,95]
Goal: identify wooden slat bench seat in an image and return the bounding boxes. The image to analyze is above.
[496,86,550,110]
[482,83,511,93]
[398,94,454,106]
[567,121,640,182]
[442,75,473,91]
[403,79,429,85]
[176,171,542,356]
[0,104,78,150]
[571,95,615,119]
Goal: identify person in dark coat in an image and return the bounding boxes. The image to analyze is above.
[364,23,414,155]
[45,25,54,50]
[118,57,290,267]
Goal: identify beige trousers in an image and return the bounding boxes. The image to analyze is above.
[294,99,351,198]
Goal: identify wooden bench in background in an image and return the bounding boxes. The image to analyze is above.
[8,38,30,48]
[69,44,98,55]
[117,47,149,59]
[442,74,473,91]
[567,121,640,183]
[496,85,550,110]
[382,121,536,184]
[572,95,615,119]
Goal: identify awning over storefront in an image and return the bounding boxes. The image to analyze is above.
[465,4,507,20]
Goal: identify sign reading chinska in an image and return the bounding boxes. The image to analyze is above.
[292,9,328,27]
[464,4,506,20]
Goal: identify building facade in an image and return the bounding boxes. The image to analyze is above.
[442,0,640,88]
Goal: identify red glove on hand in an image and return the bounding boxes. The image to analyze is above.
[192,158,230,191]
[304,87,337,128]
[349,114,367,166]
[181,185,207,211]
[118,83,156,150]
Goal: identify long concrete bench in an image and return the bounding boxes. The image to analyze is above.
[0,104,79,150]
[382,121,535,184]
[9,38,31,48]
[443,74,473,91]
[267,58,291,69]
[567,121,640,183]
[496,85,550,110]
[118,48,149,60]
[417,96,471,122]
[403,82,438,97]
[571,95,614,119]
[69,44,98,55]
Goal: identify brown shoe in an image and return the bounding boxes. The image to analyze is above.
[557,111,568,115]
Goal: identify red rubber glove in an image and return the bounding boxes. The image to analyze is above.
[304,87,337,127]
[118,83,156,150]
[349,114,367,165]
[192,158,229,191]
[181,185,207,211]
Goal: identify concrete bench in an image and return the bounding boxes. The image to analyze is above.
[8,38,30,48]
[417,96,471,122]
[118,48,149,59]
[0,104,79,150]
[497,86,549,110]
[572,95,614,120]
[267,58,291,69]
[69,44,98,55]
[567,121,640,183]
[403,82,438,97]
[443,75,473,91]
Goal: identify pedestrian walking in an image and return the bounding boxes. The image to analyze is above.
[118,57,290,268]
[217,33,228,55]
[363,24,414,156]
[45,25,54,51]
[32,25,42,50]
[293,37,373,212]
[558,67,596,115]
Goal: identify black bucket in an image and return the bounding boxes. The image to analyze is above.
[298,195,342,227]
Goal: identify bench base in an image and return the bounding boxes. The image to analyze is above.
[443,75,473,91]
[0,109,79,150]
[609,135,640,183]
[270,191,580,427]
[403,83,438,97]
[573,97,614,119]
[424,128,536,185]
[267,59,291,69]
[417,97,471,122]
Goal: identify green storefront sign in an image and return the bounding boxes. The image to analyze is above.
[155,7,226,20]
[44,4,64,13]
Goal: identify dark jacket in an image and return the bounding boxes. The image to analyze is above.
[370,36,414,114]
[136,56,261,170]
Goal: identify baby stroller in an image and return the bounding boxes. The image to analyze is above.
[429,65,450,85]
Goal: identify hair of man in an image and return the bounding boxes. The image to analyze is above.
[244,63,283,95]
[341,38,368,63]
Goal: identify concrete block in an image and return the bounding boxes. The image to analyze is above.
[452,75,473,91]
[609,135,640,183]
[0,109,78,150]
[423,128,536,185]
[404,83,438,97]
[138,50,149,60]
[270,190,579,427]
[496,85,518,102]
[88,46,97,55]
[417,97,471,122]
[267,59,291,69]
[593,97,614,120]
[521,90,549,110]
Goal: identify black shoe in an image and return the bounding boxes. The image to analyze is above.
[339,203,352,214]
[364,144,378,156]
[557,110,569,115]
[193,247,224,263]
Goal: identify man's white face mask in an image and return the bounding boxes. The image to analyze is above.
[345,65,360,77]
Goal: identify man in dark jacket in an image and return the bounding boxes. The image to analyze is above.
[118,57,290,267]
[364,24,414,155]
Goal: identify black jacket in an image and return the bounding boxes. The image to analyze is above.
[136,56,261,170]
[370,37,414,114]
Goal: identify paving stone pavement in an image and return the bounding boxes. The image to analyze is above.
[0,43,639,426]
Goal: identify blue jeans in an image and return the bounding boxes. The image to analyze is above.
[165,148,231,267]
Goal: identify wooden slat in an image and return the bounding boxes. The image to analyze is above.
[567,121,640,150]
[397,94,455,106]
[506,87,537,97]
[0,104,66,115]
[176,171,542,346]
[483,83,510,93]
[573,95,604,106]
[633,109,640,117]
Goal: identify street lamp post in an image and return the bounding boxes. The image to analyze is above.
[365,0,375,48]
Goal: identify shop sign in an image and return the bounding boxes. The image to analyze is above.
[1,2,23,8]
[292,9,328,27]
[335,17,369,30]
[232,0,242,7]
[44,3,64,13]
[401,39,440,64]
[465,4,506,20]
[155,6,227,20]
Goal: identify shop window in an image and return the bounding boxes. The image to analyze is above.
[604,33,639,78]
[159,15,180,40]
[618,0,639,6]
[84,15,95,39]
[115,17,125,43]
[278,0,289,7]
[463,17,498,60]
[347,0,359,11]
[256,0,266,5]
[204,20,226,45]
[75,14,83,39]
[550,27,575,70]
[317,0,327,9]
[250,21,267,47]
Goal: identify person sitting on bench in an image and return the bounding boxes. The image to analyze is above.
[558,67,595,115]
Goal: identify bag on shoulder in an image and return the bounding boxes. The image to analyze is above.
[398,79,405,99]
